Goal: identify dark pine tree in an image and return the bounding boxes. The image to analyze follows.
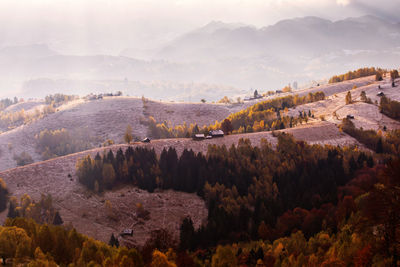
[7,201,18,218]
[376,138,383,154]
[53,211,63,225]
[179,216,195,251]
[109,233,119,247]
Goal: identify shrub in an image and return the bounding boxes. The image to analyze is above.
[13,152,33,166]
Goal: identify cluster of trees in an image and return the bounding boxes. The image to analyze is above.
[35,128,94,160]
[13,151,34,166]
[380,96,400,120]
[0,105,56,131]
[0,97,17,111]
[187,159,400,266]
[328,67,385,83]
[218,96,233,104]
[221,92,323,132]
[360,90,372,103]
[147,92,324,139]
[77,134,377,248]
[4,133,400,265]
[340,118,400,155]
[45,94,78,106]
[281,85,292,93]
[0,217,144,266]
[390,69,399,82]
[7,194,63,226]
[2,157,400,265]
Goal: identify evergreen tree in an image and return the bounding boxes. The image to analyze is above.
[179,217,195,251]
[53,211,63,225]
[7,201,18,218]
[0,178,8,212]
[109,233,119,247]
[376,138,383,153]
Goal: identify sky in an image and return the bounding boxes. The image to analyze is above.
[0,0,398,55]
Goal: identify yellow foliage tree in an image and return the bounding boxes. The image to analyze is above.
[151,250,176,267]
[211,245,237,267]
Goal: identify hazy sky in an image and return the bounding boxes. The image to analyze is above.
[0,0,398,55]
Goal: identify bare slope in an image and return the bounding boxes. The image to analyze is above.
[289,76,400,131]
[0,97,147,171]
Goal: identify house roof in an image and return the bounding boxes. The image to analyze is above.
[210,130,224,135]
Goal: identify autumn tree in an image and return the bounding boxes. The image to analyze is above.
[345,91,352,105]
[151,250,176,267]
[221,119,233,134]
[124,124,133,144]
[0,226,32,263]
[363,159,400,266]
[390,69,399,82]
[211,245,238,267]
[360,91,367,102]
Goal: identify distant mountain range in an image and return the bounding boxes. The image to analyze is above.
[149,15,400,61]
[1,15,399,100]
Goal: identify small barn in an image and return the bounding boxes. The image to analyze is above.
[209,130,224,137]
[120,229,133,236]
[193,134,205,140]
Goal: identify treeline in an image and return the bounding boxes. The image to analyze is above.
[36,128,94,160]
[0,105,56,131]
[147,92,324,139]
[225,92,323,130]
[0,97,17,111]
[77,134,375,248]
[45,93,78,106]
[7,194,63,225]
[340,118,400,154]
[380,96,400,120]
[328,67,385,83]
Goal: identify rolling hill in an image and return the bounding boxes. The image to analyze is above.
[0,74,399,246]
